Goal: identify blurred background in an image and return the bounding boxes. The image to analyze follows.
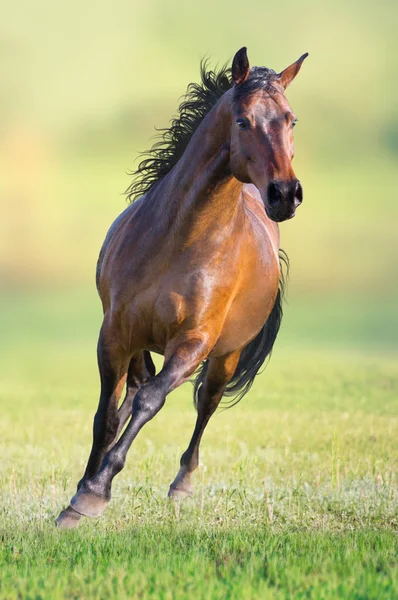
[1,0,397,365]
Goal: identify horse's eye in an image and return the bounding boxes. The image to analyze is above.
[291,119,298,129]
[237,118,250,130]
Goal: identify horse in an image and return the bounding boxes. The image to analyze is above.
[56,47,308,528]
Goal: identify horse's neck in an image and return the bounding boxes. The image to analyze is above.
[156,93,244,230]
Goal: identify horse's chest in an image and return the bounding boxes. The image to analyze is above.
[150,241,279,355]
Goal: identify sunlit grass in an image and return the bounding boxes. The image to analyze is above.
[0,291,397,598]
[2,1,398,595]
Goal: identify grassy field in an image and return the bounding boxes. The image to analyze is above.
[0,290,397,598]
[1,2,398,595]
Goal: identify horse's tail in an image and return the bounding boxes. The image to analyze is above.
[193,250,289,410]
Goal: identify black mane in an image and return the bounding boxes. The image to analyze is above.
[125,61,278,203]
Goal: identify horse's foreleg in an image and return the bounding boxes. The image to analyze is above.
[79,340,130,484]
[69,336,209,519]
[78,351,156,486]
[56,326,130,528]
[168,351,240,499]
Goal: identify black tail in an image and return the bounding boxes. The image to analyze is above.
[193,250,289,409]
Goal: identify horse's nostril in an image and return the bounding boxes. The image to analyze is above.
[267,181,282,206]
[295,181,303,203]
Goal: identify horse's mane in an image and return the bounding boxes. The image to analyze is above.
[125,61,277,203]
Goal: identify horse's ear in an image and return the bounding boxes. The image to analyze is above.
[232,47,250,86]
[277,53,308,90]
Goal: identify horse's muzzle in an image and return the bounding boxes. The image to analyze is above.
[265,179,303,222]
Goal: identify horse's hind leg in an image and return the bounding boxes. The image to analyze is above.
[70,337,209,518]
[168,351,240,499]
[56,325,132,528]
[114,351,155,441]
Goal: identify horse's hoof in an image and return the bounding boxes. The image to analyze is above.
[70,485,109,518]
[56,505,82,529]
[168,484,193,500]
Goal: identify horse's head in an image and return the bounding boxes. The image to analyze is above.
[229,47,308,222]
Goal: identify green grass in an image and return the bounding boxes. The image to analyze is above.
[2,1,398,595]
[1,530,397,599]
[0,291,397,598]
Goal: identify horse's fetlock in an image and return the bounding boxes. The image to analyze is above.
[109,452,125,473]
[180,451,190,467]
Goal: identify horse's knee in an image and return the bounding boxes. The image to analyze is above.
[132,382,165,421]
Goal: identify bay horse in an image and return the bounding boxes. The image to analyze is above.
[56,47,308,528]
